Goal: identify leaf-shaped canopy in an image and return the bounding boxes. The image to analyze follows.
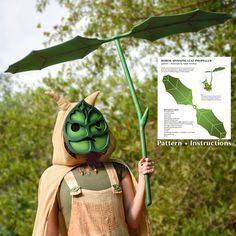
[205,67,225,73]
[5,9,231,74]
[213,67,225,72]
[126,9,230,41]
[163,75,193,105]
[5,36,107,73]
[196,108,226,138]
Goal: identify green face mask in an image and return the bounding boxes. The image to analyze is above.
[63,100,110,155]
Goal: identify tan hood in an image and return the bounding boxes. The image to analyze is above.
[33,91,151,236]
[47,91,116,166]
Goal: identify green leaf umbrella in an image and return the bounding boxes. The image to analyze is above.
[5,9,230,74]
[5,9,231,206]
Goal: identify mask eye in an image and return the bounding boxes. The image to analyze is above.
[71,123,80,132]
[95,121,101,127]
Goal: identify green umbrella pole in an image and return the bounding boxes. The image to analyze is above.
[210,71,213,85]
[115,39,152,206]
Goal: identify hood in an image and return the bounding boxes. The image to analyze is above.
[47,91,116,166]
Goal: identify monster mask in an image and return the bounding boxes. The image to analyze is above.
[63,99,110,155]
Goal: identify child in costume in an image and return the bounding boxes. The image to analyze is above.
[33,91,154,236]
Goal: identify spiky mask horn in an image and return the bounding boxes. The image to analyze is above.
[45,91,70,111]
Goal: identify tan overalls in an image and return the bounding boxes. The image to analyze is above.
[64,162,130,236]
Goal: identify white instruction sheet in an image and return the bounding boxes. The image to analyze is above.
[157,57,231,140]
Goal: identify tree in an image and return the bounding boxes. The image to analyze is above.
[0,76,54,235]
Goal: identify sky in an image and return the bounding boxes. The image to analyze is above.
[0,0,67,87]
[0,1,170,88]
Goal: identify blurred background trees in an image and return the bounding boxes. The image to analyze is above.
[0,0,235,235]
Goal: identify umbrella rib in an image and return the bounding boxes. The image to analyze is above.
[145,18,223,32]
[32,51,48,69]
[33,50,47,61]
[186,10,199,21]
[49,45,100,67]
[50,40,104,57]
[187,22,199,32]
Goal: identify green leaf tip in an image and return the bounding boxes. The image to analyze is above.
[5,36,107,73]
[163,75,193,105]
[205,67,225,73]
[196,108,226,138]
[213,67,225,72]
[127,9,231,42]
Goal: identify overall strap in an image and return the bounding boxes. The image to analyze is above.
[104,162,122,194]
[64,171,82,196]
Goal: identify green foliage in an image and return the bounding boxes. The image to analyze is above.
[1,1,236,235]
[0,79,54,235]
